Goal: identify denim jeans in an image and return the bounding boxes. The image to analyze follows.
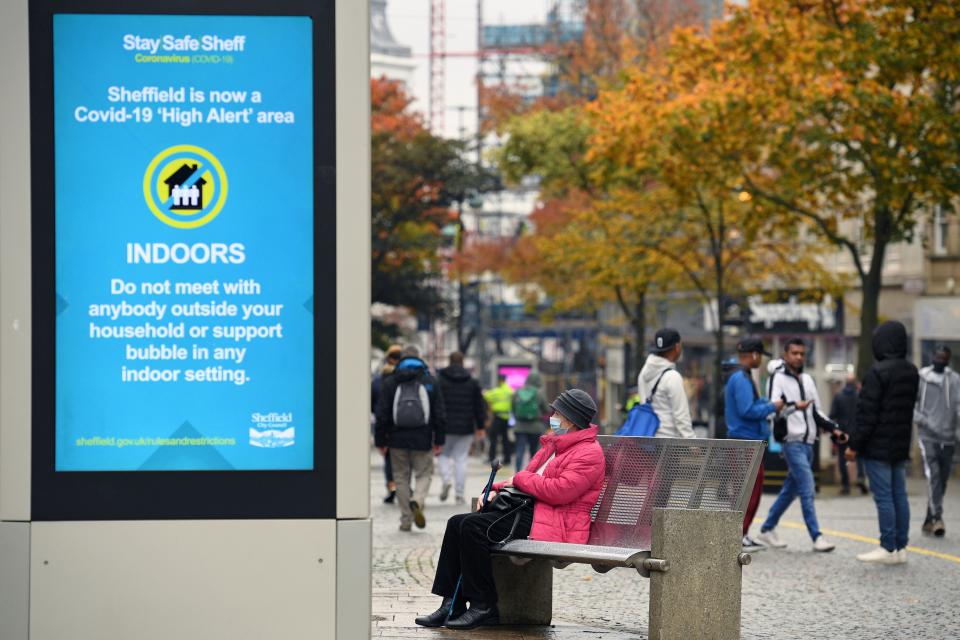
[863,458,910,551]
[513,432,541,470]
[761,442,821,541]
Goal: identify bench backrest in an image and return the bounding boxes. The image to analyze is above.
[587,436,764,551]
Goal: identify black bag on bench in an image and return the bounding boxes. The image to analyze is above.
[482,486,535,546]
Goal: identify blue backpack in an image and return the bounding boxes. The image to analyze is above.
[616,370,671,437]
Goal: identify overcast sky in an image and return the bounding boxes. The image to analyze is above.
[385,0,553,139]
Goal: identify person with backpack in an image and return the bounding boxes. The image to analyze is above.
[484,375,515,467]
[512,371,550,470]
[371,344,402,503]
[375,345,446,532]
[757,338,846,553]
[437,352,487,505]
[635,328,695,439]
[848,321,920,564]
[724,337,783,550]
[914,345,959,537]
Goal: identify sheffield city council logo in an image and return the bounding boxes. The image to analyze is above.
[143,144,228,229]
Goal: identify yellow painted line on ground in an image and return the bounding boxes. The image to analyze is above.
[755,519,960,565]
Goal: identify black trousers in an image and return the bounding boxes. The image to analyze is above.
[431,508,533,604]
[487,416,512,465]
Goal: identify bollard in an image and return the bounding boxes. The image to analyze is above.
[648,508,743,640]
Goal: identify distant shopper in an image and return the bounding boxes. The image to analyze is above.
[375,345,446,532]
[637,328,695,438]
[757,338,846,553]
[724,337,783,550]
[437,352,487,505]
[830,372,868,495]
[848,321,919,564]
[484,375,514,466]
[512,371,550,470]
[914,345,959,537]
[371,344,403,503]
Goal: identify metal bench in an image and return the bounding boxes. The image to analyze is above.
[492,435,765,639]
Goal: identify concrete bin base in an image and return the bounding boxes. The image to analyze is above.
[492,556,553,625]
[649,508,743,640]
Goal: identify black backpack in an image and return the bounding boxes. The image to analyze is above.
[393,378,430,428]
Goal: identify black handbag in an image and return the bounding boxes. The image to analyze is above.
[481,486,535,545]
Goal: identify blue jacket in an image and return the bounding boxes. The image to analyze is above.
[725,368,774,440]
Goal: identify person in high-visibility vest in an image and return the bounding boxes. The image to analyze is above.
[484,375,514,466]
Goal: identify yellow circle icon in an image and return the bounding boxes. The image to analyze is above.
[143,145,228,229]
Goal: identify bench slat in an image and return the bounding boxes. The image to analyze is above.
[496,539,647,568]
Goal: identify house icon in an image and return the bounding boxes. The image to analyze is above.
[164,163,207,211]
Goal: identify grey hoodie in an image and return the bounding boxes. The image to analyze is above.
[914,366,960,445]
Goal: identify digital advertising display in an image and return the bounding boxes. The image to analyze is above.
[31,0,336,519]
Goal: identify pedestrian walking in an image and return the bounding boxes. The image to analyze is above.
[415,389,604,630]
[437,352,487,505]
[637,328,695,439]
[914,345,959,537]
[371,344,402,503]
[484,375,514,467]
[830,372,868,495]
[848,321,919,564]
[757,338,846,553]
[512,371,550,470]
[375,345,446,532]
[724,337,784,550]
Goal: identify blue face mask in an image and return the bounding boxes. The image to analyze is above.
[549,416,567,436]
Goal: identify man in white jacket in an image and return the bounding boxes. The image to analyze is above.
[637,328,695,439]
[757,338,846,552]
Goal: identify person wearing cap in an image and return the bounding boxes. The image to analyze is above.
[637,328,695,439]
[371,344,403,503]
[416,389,605,630]
[724,337,784,550]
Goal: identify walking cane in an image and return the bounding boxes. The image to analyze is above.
[448,458,502,617]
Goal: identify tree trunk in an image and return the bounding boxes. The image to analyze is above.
[632,291,647,382]
[856,266,883,380]
[856,212,891,379]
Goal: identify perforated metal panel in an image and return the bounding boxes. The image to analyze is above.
[587,437,764,551]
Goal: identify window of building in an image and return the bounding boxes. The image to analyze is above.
[933,204,948,256]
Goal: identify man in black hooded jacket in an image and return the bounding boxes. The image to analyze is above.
[437,352,487,504]
[848,321,919,564]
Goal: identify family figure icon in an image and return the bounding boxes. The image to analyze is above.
[163,162,208,211]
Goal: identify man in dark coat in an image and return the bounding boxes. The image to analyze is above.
[830,372,868,495]
[376,345,446,531]
[437,352,487,504]
[848,321,919,564]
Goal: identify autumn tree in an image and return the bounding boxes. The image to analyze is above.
[371,77,490,347]
[692,0,960,375]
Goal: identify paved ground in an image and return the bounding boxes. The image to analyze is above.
[370,449,960,639]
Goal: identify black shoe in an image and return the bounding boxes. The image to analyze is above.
[440,483,451,502]
[840,486,850,495]
[383,490,396,504]
[415,598,464,627]
[410,500,426,529]
[858,483,869,495]
[933,519,946,537]
[445,603,499,629]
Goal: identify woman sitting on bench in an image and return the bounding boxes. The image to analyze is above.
[416,388,606,630]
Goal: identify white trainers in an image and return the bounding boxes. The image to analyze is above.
[895,549,908,564]
[757,529,787,548]
[741,535,765,551]
[856,547,899,564]
[812,535,836,552]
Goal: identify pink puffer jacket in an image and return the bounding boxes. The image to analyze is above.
[492,425,605,543]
